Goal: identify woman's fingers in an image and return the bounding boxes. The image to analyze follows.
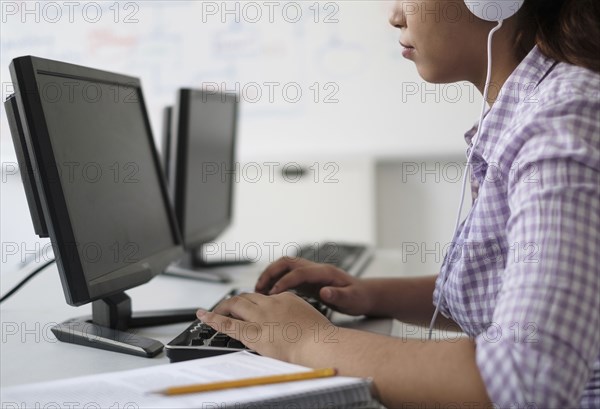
[255,257,310,293]
[196,309,249,341]
[197,293,267,345]
[197,290,334,362]
[319,285,366,315]
[211,294,261,320]
[269,266,352,295]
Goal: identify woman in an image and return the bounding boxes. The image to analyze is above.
[197,0,600,407]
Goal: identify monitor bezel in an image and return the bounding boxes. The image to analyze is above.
[169,88,238,250]
[9,56,184,306]
[161,106,173,182]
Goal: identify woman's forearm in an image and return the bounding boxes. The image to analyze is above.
[363,276,461,330]
[295,327,491,408]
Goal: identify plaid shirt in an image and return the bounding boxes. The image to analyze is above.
[433,46,600,408]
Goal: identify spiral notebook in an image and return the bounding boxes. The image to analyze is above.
[1,351,378,408]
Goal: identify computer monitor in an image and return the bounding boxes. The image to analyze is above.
[5,56,197,357]
[160,106,173,180]
[162,89,250,283]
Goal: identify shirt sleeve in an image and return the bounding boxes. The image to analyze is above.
[475,100,600,408]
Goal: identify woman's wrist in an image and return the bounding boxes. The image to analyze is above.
[361,278,385,317]
[290,324,350,367]
[360,276,440,323]
[361,278,405,318]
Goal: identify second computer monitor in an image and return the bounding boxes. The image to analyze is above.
[165,89,244,273]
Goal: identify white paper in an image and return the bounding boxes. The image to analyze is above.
[0,351,366,408]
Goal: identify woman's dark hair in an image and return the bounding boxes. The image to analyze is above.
[515,0,600,73]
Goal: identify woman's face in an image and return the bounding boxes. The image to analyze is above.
[389,0,494,84]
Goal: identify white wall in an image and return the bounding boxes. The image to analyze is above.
[217,158,376,263]
[1,1,481,162]
[1,1,483,273]
[376,156,473,275]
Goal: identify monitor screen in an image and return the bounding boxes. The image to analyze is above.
[174,90,237,247]
[9,56,182,305]
[37,75,175,281]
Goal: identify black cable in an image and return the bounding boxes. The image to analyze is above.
[0,259,56,304]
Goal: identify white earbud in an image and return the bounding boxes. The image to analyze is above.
[464,0,524,22]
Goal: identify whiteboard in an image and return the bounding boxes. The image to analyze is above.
[1,1,481,163]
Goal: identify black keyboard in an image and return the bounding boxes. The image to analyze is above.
[166,289,332,362]
[165,242,373,362]
[295,242,373,277]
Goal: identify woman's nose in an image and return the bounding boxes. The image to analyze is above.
[389,0,407,29]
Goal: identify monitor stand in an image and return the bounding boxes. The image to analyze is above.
[163,248,253,284]
[51,292,198,358]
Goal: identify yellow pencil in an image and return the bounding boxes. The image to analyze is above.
[152,367,338,396]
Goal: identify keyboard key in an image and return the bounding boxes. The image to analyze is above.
[209,337,229,347]
[198,329,213,339]
[190,337,205,346]
[227,339,246,349]
[200,324,216,336]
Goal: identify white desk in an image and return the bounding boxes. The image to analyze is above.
[0,250,435,388]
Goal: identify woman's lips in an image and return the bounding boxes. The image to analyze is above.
[400,41,415,59]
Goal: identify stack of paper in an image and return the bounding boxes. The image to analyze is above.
[1,351,376,408]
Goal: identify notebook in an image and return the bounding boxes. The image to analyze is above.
[0,351,378,408]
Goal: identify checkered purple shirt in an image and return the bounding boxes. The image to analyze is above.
[433,46,600,408]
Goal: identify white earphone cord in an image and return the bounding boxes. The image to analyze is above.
[427,20,503,340]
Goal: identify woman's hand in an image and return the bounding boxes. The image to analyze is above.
[254,257,373,316]
[196,292,336,363]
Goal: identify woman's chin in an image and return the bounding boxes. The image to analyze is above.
[415,63,459,84]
